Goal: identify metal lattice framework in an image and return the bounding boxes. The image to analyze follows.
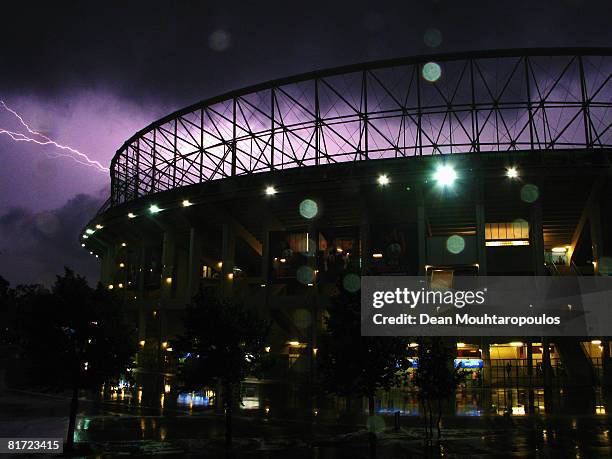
[109,48,612,207]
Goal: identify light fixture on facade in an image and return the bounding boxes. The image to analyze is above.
[95,224,104,229]
[506,167,519,179]
[118,283,124,289]
[128,212,136,219]
[81,243,85,247]
[182,199,192,207]
[82,234,89,239]
[108,284,114,290]
[161,341,168,349]
[377,174,390,186]
[552,246,567,253]
[486,240,530,247]
[433,164,457,187]
[165,277,172,285]
[264,346,271,353]
[457,342,465,348]
[121,242,127,247]
[85,228,95,235]
[510,341,524,347]
[139,340,145,347]
[149,204,161,214]
[119,262,125,268]
[288,341,300,347]
[591,340,602,345]
[372,253,383,259]
[265,185,277,196]
[227,273,234,280]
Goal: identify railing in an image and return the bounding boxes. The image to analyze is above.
[107,48,612,208]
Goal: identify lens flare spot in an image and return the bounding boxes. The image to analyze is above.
[342,273,361,293]
[296,265,315,285]
[423,28,443,48]
[293,309,312,329]
[520,184,539,203]
[599,256,612,275]
[299,199,318,219]
[422,62,442,82]
[366,415,386,435]
[208,30,231,52]
[446,235,465,254]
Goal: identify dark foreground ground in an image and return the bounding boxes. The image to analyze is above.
[1,389,611,458]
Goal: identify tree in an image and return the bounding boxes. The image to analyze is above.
[14,269,136,451]
[178,292,269,447]
[413,337,464,440]
[318,286,411,449]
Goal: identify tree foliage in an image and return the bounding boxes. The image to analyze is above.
[413,337,465,439]
[177,292,269,446]
[318,287,411,414]
[4,269,136,449]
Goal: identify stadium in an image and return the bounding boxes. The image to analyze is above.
[81,48,612,413]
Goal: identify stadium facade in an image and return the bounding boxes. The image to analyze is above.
[82,48,612,396]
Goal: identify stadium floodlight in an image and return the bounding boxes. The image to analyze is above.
[265,185,277,196]
[377,174,390,186]
[128,212,136,219]
[506,167,519,179]
[182,199,192,207]
[149,204,161,214]
[433,164,457,187]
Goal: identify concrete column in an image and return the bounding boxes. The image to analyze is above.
[221,222,236,295]
[417,205,427,276]
[360,206,370,275]
[590,201,603,275]
[161,232,176,299]
[187,227,203,300]
[542,338,553,413]
[476,203,487,275]
[100,244,115,286]
[530,200,546,275]
[137,243,147,342]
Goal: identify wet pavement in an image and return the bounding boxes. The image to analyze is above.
[0,386,611,458]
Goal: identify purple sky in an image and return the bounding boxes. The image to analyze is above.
[0,0,610,286]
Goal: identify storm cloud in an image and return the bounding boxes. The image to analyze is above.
[0,190,106,286]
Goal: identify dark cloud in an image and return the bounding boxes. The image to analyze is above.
[0,191,106,287]
[2,1,611,106]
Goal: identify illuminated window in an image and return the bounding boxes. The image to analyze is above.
[202,265,212,279]
[485,222,529,247]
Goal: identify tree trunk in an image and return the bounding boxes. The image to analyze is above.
[367,392,377,458]
[66,385,79,451]
[421,398,428,439]
[436,398,442,439]
[428,400,433,439]
[225,382,233,448]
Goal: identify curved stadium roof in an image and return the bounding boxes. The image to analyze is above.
[107,48,612,209]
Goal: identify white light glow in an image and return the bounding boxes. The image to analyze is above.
[149,204,161,214]
[506,167,519,179]
[128,212,136,219]
[182,199,192,207]
[265,185,277,196]
[377,174,390,186]
[433,164,457,187]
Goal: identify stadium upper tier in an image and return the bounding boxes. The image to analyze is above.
[107,48,611,209]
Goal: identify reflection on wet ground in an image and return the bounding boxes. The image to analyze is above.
[1,383,611,457]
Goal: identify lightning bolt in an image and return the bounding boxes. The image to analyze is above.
[0,99,109,172]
